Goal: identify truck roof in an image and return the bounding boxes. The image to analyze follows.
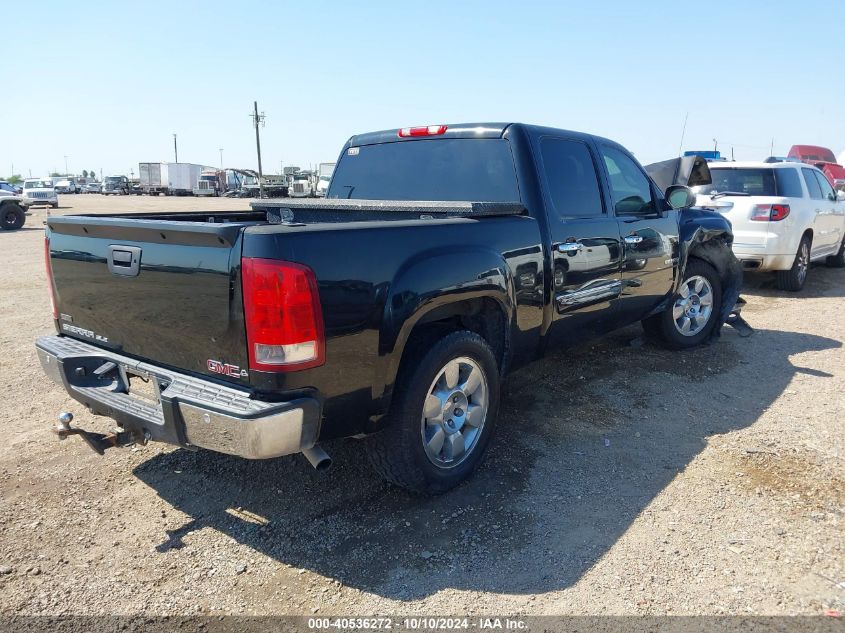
[346,122,620,149]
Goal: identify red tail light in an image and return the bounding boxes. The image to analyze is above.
[44,236,58,320]
[241,258,325,372]
[750,204,790,221]
[398,125,448,138]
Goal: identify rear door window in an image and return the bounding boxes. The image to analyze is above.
[774,168,804,198]
[539,137,604,218]
[802,168,823,199]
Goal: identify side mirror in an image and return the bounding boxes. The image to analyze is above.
[837,190,845,202]
[665,185,696,210]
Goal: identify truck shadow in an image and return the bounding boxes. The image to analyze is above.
[133,326,840,599]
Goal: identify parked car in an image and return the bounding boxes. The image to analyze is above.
[0,185,30,230]
[22,178,58,208]
[101,175,129,195]
[0,181,22,195]
[37,122,743,494]
[694,161,845,290]
[788,145,845,192]
[55,179,80,194]
[84,182,102,194]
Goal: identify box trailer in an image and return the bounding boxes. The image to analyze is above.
[139,162,208,196]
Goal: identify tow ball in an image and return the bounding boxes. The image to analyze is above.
[53,412,147,455]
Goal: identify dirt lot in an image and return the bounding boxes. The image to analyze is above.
[1,195,843,616]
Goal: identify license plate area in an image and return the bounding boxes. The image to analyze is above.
[126,370,162,404]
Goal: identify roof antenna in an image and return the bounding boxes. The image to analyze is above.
[677,112,689,157]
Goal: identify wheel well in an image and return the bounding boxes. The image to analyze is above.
[801,228,813,245]
[404,297,508,373]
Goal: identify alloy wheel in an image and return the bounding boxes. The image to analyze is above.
[420,357,488,468]
[672,275,714,336]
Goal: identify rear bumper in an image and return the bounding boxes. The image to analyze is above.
[732,232,796,271]
[35,335,321,459]
[732,249,795,271]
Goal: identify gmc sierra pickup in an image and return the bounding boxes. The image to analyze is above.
[37,123,742,494]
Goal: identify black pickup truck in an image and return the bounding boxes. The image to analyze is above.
[37,123,741,494]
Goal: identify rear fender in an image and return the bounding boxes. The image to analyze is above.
[374,246,515,411]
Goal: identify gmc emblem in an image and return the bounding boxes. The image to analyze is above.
[207,359,248,378]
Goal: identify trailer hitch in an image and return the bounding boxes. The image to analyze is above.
[53,412,146,455]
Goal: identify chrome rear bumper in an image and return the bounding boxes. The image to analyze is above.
[36,335,321,459]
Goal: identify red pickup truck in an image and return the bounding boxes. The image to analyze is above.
[788,145,845,191]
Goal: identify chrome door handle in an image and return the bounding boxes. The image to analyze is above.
[624,235,643,245]
[557,242,583,253]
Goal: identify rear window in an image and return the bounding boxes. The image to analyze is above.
[698,168,776,196]
[327,138,520,202]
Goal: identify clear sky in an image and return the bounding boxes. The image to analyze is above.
[5,0,844,179]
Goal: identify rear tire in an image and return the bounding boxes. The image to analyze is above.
[0,203,25,230]
[366,330,500,495]
[826,237,845,268]
[776,235,811,291]
[642,258,722,349]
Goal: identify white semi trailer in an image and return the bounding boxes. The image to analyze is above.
[139,162,209,196]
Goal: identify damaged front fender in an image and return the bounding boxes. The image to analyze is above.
[673,207,749,340]
[644,155,751,340]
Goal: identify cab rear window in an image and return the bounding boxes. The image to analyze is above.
[327,139,520,202]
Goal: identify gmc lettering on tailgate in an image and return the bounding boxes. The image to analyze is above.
[207,359,248,378]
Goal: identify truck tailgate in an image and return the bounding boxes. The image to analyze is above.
[46,216,250,386]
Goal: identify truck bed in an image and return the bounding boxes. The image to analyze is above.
[64,199,527,227]
[44,198,532,394]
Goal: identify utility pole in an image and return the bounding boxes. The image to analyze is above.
[219,148,224,168]
[173,134,178,163]
[250,101,266,198]
[64,155,69,175]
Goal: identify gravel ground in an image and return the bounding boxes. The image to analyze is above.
[0,195,843,617]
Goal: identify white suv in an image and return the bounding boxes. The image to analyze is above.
[22,178,59,209]
[694,161,845,290]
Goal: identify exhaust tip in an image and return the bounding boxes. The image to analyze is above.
[302,445,332,471]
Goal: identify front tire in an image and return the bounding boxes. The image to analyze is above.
[776,235,811,291]
[0,203,25,230]
[366,330,500,495]
[642,258,722,349]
